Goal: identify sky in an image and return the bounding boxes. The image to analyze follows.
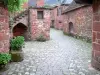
[45,0,73,4]
[29,0,73,6]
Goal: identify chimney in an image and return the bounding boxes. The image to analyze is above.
[36,0,44,7]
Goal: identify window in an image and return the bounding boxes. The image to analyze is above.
[59,21,62,23]
[57,8,59,16]
[37,11,44,19]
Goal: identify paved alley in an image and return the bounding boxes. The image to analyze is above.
[1,28,100,75]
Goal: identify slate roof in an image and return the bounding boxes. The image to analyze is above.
[63,0,91,14]
[61,4,70,6]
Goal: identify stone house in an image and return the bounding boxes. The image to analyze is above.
[62,1,92,40]
[74,0,100,70]
[10,0,51,41]
[51,6,58,28]
[29,7,51,40]
[51,4,69,30]
[0,0,51,52]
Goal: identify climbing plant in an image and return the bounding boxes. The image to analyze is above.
[0,0,28,12]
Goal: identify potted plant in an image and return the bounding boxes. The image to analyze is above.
[10,36,25,62]
[0,53,11,70]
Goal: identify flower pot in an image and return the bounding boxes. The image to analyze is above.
[10,50,24,62]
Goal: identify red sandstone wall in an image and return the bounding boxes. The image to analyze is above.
[0,5,10,53]
[51,5,69,30]
[56,5,69,30]
[92,0,100,70]
[29,8,51,40]
[51,7,57,27]
[63,6,92,39]
[56,15,63,30]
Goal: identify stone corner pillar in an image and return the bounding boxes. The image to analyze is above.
[0,5,10,53]
[92,0,100,70]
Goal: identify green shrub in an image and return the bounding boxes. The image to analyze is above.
[86,38,92,43]
[63,32,72,36]
[63,32,69,35]
[36,34,46,42]
[63,32,92,43]
[10,36,25,50]
[0,53,11,65]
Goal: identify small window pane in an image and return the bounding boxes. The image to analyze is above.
[37,11,44,19]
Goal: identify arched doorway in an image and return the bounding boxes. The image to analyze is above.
[69,22,74,35]
[51,20,55,28]
[13,23,28,40]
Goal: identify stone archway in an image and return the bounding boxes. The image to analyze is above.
[69,22,74,35]
[13,23,28,40]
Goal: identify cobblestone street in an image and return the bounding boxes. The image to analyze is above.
[1,28,100,75]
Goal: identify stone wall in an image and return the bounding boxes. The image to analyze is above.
[63,6,92,39]
[29,8,51,40]
[0,5,10,53]
[53,6,64,30]
[92,0,100,70]
[51,5,69,30]
[51,7,57,28]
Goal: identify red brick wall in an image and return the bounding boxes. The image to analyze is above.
[0,5,10,53]
[63,6,92,39]
[92,0,100,70]
[29,8,51,40]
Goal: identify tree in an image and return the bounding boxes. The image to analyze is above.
[0,0,28,12]
[57,0,66,4]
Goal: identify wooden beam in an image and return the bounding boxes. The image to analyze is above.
[74,0,92,4]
